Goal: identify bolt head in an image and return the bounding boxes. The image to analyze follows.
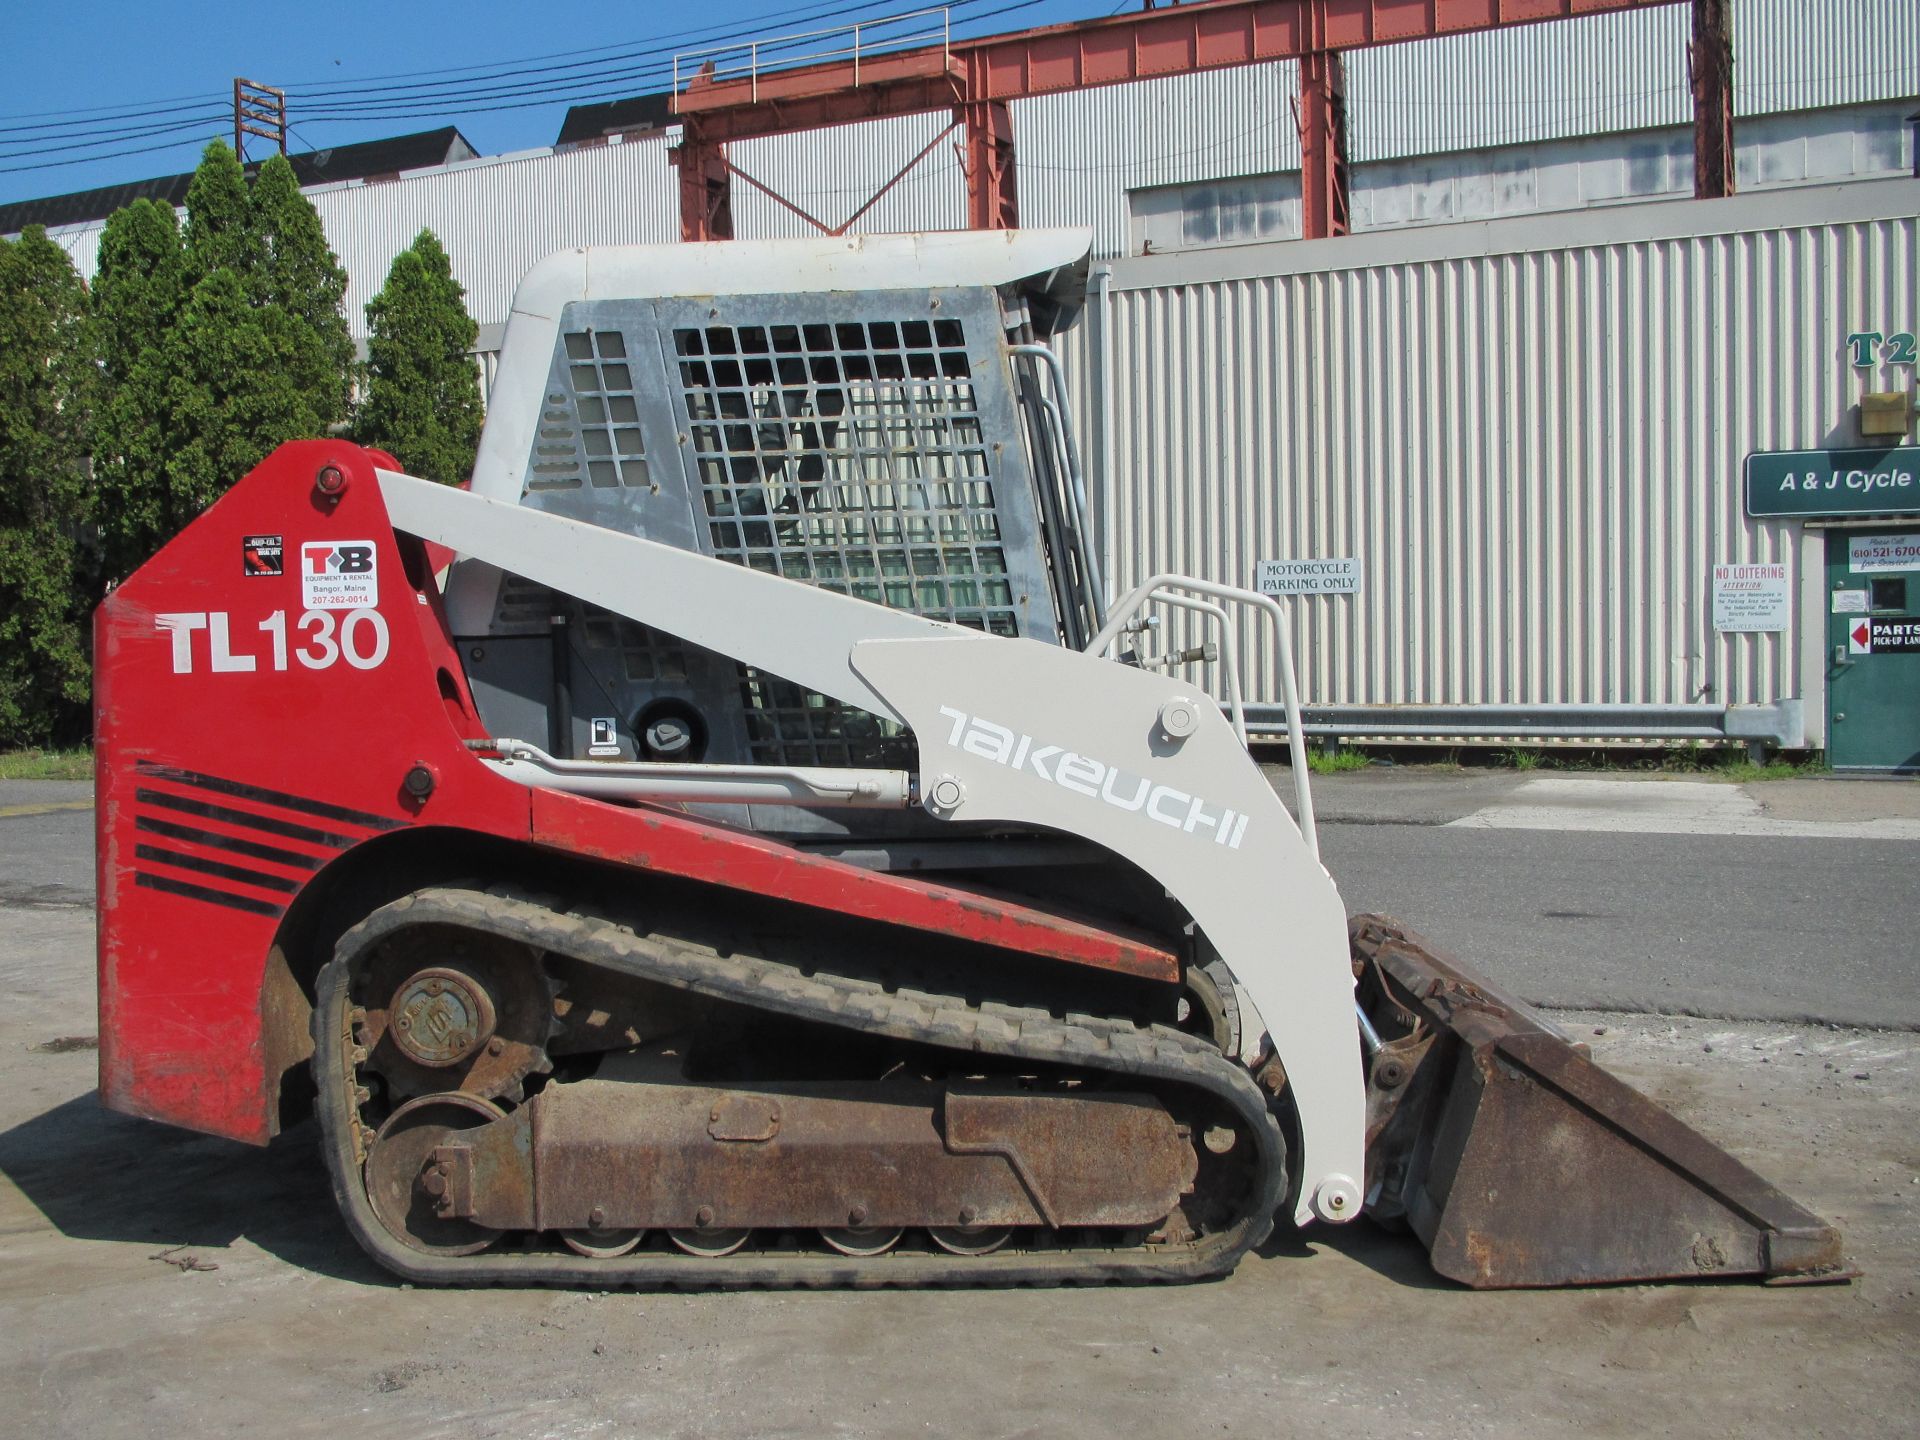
[589,1206,607,1230]
[957,1205,978,1226]
[848,1204,869,1227]
[695,1205,716,1228]
[314,464,347,497]
[1158,697,1200,739]
[487,1037,506,1056]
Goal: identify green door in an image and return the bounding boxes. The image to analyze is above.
[1826,527,1920,771]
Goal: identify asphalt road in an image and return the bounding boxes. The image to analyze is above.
[1322,823,1920,1028]
[8,777,1915,1027]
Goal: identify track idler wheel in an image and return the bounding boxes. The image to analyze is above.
[561,1226,647,1258]
[669,1228,751,1257]
[929,1225,1012,1256]
[820,1227,905,1257]
[364,1093,507,1257]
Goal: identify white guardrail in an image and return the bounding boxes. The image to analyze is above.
[673,7,952,108]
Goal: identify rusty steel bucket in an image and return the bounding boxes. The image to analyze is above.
[1350,915,1849,1288]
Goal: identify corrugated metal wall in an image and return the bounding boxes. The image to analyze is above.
[307,139,676,332]
[29,0,1913,331]
[1348,0,1917,161]
[1012,63,1297,257]
[1059,184,1918,717]
[729,110,966,239]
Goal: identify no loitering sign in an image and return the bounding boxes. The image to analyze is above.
[1711,562,1790,633]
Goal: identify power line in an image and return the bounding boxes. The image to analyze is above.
[0,130,229,178]
[0,0,938,140]
[294,0,1047,123]
[0,113,231,164]
[295,0,1043,118]
[286,0,944,104]
[283,0,975,93]
[0,0,1050,173]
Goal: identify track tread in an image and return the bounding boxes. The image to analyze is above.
[313,884,1284,1289]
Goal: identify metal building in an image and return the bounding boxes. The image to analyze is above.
[1059,177,1917,759]
[10,0,1918,755]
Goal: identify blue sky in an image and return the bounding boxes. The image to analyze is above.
[1,0,1113,206]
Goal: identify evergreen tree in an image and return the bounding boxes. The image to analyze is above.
[181,140,260,283]
[0,228,97,746]
[253,154,354,429]
[92,198,188,582]
[357,229,483,485]
[162,268,319,521]
[92,143,356,577]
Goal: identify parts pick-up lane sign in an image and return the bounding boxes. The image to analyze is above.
[1849,617,1920,655]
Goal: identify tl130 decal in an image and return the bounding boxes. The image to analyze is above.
[155,610,390,674]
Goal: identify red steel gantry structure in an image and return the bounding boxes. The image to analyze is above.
[670,0,1734,244]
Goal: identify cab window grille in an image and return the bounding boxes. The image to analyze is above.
[545,330,649,490]
[671,320,1015,634]
[673,317,1016,766]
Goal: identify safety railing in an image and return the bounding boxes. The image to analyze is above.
[673,7,951,108]
[1087,577,1319,861]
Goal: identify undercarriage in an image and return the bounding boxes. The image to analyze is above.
[314,885,1284,1285]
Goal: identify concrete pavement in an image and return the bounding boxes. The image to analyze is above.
[2,772,1918,1436]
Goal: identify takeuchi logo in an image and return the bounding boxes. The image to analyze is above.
[937,705,1250,849]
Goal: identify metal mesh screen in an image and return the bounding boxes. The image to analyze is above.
[672,317,1018,766]
[672,320,1018,633]
[532,330,651,492]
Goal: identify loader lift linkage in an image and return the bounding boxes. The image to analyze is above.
[95,230,1846,1288]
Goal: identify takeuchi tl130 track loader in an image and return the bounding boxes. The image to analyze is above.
[95,230,1846,1288]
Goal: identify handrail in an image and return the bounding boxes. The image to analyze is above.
[673,8,952,108]
[1088,574,1318,859]
[1124,592,1248,748]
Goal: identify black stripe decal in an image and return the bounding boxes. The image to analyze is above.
[136,788,355,848]
[135,760,404,831]
[135,870,286,918]
[134,815,324,871]
[135,843,301,894]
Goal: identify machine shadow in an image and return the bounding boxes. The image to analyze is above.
[0,1091,387,1285]
[3,1091,1473,1293]
[1255,1218,1459,1292]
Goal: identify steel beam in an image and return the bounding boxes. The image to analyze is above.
[672,128,735,242]
[1690,0,1735,198]
[668,1,1683,237]
[1298,50,1350,240]
[673,1,1682,143]
[960,52,1019,231]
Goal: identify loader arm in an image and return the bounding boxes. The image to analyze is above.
[378,468,1367,1227]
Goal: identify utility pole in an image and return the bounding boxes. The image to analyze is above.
[233,78,287,163]
[1689,0,1734,199]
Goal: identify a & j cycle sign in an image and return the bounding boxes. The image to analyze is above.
[1744,447,1920,519]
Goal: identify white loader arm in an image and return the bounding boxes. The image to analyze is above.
[379,470,1365,1227]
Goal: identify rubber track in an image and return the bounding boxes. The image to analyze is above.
[313,885,1286,1288]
